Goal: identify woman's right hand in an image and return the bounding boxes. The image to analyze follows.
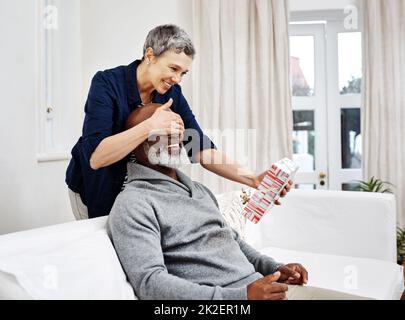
[147,98,185,139]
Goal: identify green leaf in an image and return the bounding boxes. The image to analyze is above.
[352,177,394,194]
[397,227,405,262]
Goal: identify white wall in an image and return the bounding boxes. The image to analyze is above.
[0,0,194,235]
[0,0,82,234]
[289,0,359,11]
[80,0,194,105]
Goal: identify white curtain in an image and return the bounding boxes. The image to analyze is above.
[187,0,293,194]
[362,0,405,227]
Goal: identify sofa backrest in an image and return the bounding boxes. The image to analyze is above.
[244,189,397,262]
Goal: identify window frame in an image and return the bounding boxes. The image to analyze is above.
[35,0,80,163]
[290,23,329,189]
[290,10,363,191]
[326,21,363,190]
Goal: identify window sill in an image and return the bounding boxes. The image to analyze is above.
[37,153,71,163]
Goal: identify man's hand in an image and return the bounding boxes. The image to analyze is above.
[252,172,294,205]
[277,263,309,285]
[247,271,288,300]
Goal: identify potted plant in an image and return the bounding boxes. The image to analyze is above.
[397,227,405,270]
[354,176,394,193]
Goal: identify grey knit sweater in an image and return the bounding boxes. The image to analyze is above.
[107,162,283,300]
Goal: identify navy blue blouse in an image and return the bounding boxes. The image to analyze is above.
[66,60,215,218]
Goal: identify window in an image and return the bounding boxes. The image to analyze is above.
[338,32,362,95]
[293,110,315,171]
[341,108,361,169]
[290,11,363,191]
[290,36,315,96]
[35,0,81,162]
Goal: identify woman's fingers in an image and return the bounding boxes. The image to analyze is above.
[168,114,185,130]
[280,180,293,197]
[161,98,173,110]
[149,102,184,134]
[167,128,184,141]
[167,120,184,134]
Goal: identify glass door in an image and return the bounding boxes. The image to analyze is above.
[289,20,363,191]
[290,23,329,190]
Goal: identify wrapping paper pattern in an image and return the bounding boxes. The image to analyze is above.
[242,158,299,224]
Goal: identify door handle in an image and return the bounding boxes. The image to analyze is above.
[319,172,327,186]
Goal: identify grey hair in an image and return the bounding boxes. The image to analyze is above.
[142,24,196,59]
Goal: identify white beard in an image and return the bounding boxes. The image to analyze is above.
[144,143,190,169]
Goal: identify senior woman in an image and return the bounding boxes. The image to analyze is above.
[66,24,290,220]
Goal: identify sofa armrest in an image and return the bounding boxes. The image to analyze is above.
[244,189,397,262]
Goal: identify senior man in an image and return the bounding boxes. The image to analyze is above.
[107,103,365,300]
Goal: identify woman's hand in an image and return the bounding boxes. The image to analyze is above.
[251,172,294,205]
[147,99,185,139]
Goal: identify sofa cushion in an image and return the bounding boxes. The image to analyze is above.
[216,189,251,239]
[0,271,32,300]
[260,246,404,300]
[0,218,135,300]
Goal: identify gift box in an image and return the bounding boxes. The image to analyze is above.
[242,158,299,224]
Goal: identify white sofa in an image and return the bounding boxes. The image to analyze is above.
[243,190,404,300]
[0,189,403,300]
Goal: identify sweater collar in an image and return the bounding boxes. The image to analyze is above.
[126,162,195,196]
